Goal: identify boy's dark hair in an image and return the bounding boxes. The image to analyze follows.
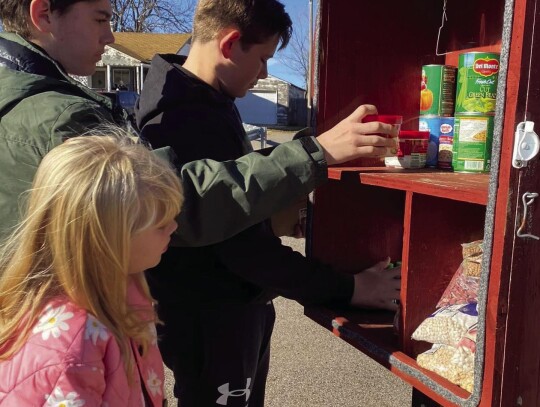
[193,0,292,51]
[0,0,94,39]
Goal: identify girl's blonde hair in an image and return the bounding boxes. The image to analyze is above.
[0,132,183,376]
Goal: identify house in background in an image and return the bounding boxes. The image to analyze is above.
[235,75,307,127]
[76,32,191,92]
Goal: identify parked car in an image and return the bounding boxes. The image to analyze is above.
[243,123,267,149]
[98,90,139,127]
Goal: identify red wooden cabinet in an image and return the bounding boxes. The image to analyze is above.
[305,0,540,406]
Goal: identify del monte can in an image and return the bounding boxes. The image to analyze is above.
[455,52,500,114]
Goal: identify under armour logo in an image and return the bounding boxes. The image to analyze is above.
[216,378,251,406]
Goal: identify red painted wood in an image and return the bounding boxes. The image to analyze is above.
[304,305,470,405]
[311,175,404,272]
[360,172,489,205]
[327,168,490,205]
[308,0,535,404]
[492,0,540,405]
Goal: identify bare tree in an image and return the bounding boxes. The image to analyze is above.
[111,0,196,33]
[277,10,310,89]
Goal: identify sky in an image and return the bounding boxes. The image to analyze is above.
[267,0,313,89]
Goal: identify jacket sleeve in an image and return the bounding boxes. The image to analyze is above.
[55,102,329,248]
[44,363,107,407]
[173,139,327,247]
[211,225,354,305]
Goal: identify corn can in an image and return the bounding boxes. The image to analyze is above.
[452,114,494,172]
[420,65,457,116]
[455,52,500,114]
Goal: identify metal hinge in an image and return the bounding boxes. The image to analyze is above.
[512,121,540,168]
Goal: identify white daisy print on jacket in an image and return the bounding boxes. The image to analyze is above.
[84,315,109,344]
[146,369,163,396]
[45,386,85,406]
[33,305,73,341]
[148,323,158,346]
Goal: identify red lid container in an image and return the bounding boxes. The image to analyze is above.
[398,130,430,139]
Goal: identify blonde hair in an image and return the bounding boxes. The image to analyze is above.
[0,132,183,377]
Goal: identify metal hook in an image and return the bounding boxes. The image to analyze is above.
[517,192,540,240]
[435,0,450,56]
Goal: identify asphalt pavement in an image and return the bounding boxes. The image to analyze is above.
[162,129,412,406]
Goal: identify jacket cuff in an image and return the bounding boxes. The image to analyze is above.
[299,136,328,185]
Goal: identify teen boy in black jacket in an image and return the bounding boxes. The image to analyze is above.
[136,0,400,405]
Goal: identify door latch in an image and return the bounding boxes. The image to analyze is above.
[517,192,540,240]
[512,121,540,168]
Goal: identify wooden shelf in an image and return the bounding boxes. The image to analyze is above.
[327,167,490,205]
[305,305,471,406]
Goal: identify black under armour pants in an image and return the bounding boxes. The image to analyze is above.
[157,302,276,407]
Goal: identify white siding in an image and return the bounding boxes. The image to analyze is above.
[236,90,278,125]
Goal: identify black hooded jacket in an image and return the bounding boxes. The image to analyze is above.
[136,53,353,307]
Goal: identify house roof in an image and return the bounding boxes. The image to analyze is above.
[109,32,191,63]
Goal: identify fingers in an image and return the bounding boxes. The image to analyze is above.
[352,121,399,138]
[347,104,378,122]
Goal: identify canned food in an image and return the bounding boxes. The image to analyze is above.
[455,52,500,114]
[420,65,457,116]
[419,116,455,167]
[384,130,429,169]
[452,114,494,172]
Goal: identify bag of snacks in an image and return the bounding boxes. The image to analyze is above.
[462,240,483,277]
[417,343,474,392]
[437,265,480,308]
[412,302,478,346]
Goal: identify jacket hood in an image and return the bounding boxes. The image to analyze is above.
[136,53,231,130]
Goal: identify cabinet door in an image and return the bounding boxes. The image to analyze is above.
[491,0,540,404]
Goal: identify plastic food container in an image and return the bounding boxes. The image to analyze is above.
[362,114,403,137]
[341,114,402,167]
[385,130,429,168]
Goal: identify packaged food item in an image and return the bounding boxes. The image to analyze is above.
[462,240,484,277]
[457,323,478,354]
[412,302,478,347]
[437,135,454,170]
[452,114,494,173]
[384,131,429,168]
[462,240,483,258]
[455,52,500,115]
[437,264,480,308]
[419,116,455,167]
[417,344,474,392]
[344,115,402,167]
[420,65,457,117]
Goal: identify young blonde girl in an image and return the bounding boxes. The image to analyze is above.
[0,134,183,406]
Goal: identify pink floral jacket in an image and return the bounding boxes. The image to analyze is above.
[0,282,165,406]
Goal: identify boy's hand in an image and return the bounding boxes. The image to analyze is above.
[350,257,401,311]
[316,104,399,165]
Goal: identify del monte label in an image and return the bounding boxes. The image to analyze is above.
[473,58,499,77]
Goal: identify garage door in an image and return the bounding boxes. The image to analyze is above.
[235,90,277,125]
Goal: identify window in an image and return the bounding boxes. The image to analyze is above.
[112,69,131,90]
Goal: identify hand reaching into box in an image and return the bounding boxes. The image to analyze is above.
[350,257,401,311]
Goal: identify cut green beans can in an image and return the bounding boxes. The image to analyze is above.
[455,52,500,114]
